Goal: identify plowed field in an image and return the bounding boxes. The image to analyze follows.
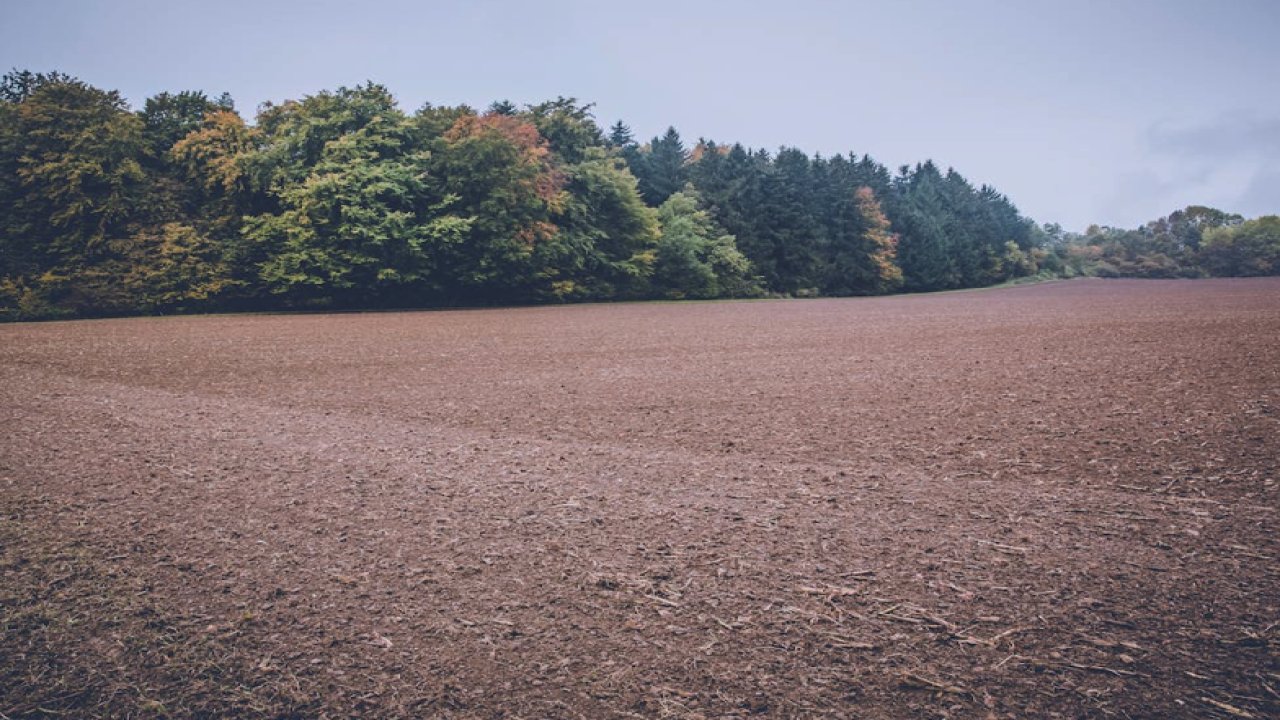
[2,278,1278,718]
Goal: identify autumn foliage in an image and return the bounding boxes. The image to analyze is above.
[12,70,1270,320]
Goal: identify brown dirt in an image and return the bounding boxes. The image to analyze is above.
[1,277,1278,719]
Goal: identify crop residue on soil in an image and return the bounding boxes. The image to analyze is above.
[2,278,1278,718]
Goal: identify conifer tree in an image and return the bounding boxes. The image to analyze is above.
[607,121,634,148]
[635,126,688,206]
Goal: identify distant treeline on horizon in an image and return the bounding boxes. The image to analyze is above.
[1,70,1276,321]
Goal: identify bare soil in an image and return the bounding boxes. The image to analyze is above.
[2,278,1278,719]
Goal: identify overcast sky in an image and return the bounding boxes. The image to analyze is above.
[4,0,1277,230]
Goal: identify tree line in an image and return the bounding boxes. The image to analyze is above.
[1,70,1274,321]
[1036,208,1280,279]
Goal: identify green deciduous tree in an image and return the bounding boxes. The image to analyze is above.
[4,78,146,268]
[432,112,565,301]
[523,98,604,165]
[245,104,471,305]
[122,222,238,311]
[652,188,760,299]
[140,90,232,159]
[1200,216,1280,276]
[0,69,74,103]
[0,72,148,310]
[535,149,659,300]
[171,109,260,206]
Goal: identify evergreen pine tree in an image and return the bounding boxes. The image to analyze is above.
[635,126,687,206]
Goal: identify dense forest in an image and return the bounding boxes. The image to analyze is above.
[1,70,1275,321]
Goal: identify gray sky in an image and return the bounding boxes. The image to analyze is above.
[4,0,1278,230]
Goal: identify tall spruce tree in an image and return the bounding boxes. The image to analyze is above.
[749,148,821,293]
[635,126,688,206]
[607,121,634,148]
[893,162,956,291]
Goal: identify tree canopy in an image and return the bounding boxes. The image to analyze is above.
[2,69,1274,321]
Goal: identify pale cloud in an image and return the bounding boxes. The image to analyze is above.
[1148,113,1280,160]
[1111,109,1280,220]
